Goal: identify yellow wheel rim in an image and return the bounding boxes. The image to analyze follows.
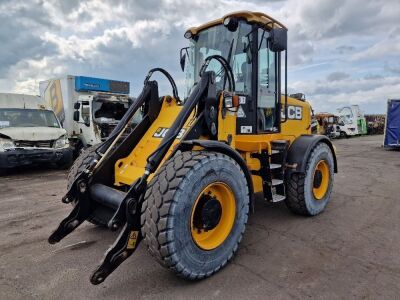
[191,182,236,250]
[312,160,330,200]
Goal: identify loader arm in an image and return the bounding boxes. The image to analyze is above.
[90,71,217,284]
[49,69,219,285]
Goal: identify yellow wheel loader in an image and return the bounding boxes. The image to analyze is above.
[49,11,337,284]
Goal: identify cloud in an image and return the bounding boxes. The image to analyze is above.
[326,71,350,82]
[290,75,400,113]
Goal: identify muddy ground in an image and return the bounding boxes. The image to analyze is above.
[1,135,399,299]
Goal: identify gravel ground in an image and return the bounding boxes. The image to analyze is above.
[0,135,399,299]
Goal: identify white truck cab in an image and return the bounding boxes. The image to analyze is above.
[40,76,133,155]
[0,93,73,173]
[337,106,359,137]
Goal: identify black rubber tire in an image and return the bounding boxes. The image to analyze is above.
[141,151,249,280]
[285,143,334,216]
[340,131,347,138]
[67,144,113,226]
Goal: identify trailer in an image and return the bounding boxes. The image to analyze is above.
[384,99,400,148]
[40,76,134,155]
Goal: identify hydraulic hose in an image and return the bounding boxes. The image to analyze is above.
[199,55,235,92]
[144,68,180,101]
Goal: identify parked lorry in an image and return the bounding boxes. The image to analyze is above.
[40,76,133,155]
[384,99,400,148]
[0,93,72,174]
[337,105,366,137]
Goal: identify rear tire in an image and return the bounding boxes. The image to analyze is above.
[285,143,334,216]
[67,144,113,226]
[141,151,249,279]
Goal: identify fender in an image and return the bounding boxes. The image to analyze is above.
[286,134,338,175]
[180,139,254,210]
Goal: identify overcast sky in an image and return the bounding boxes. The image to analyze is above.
[1,0,399,113]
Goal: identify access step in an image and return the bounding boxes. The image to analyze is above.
[271,179,284,186]
[270,163,281,169]
[271,194,286,202]
[271,150,280,155]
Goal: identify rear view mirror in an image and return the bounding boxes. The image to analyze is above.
[180,48,186,71]
[74,102,81,109]
[269,28,287,52]
[180,53,186,72]
[73,110,80,122]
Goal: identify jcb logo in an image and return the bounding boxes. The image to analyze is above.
[153,127,186,139]
[281,105,303,120]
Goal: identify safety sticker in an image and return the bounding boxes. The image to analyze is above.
[0,121,10,128]
[153,127,186,139]
[240,126,253,133]
[237,106,246,118]
[239,96,246,104]
[127,231,139,249]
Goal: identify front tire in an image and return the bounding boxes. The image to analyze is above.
[285,143,334,216]
[141,151,249,279]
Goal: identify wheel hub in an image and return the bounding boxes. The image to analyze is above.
[193,195,222,231]
[313,170,323,188]
[191,182,236,250]
[201,198,222,230]
[312,160,330,200]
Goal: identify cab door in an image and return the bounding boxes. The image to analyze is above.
[256,28,279,133]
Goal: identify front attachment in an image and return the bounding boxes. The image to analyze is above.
[91,196,143,284]
[49,173,96,244]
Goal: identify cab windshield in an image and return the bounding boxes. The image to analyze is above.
[184,22,253,98]
[0,109,60,129]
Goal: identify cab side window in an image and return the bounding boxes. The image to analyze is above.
[81,102,90,125]
[257,29,277,132]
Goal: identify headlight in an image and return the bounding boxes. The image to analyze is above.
[54,135,69,149]
[0,138,15,151]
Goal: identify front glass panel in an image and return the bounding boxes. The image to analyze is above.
[184,22,253,98]
[0,109,60,128]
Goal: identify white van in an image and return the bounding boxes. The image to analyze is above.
[0,93,73,174]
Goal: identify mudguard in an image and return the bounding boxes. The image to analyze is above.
[286,134,338,175]
[180,139,254,208]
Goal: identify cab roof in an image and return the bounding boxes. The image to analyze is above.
[0,93,47,110]
[187,11,287,35]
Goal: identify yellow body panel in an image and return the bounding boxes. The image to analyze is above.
[114,98,191,186]
[234,96,311,193]
[187,10,287,36]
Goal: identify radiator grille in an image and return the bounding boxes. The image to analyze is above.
[14,140,54,148]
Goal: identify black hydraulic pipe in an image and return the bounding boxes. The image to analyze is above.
[199,55,235,92]
[144,68,180,101]
[145,72,213,173]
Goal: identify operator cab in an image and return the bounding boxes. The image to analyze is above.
[180,11,287,135]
